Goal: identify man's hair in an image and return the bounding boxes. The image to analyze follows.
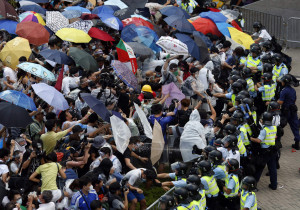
[69,67,79,76]
[198,109,207,120]
[169,63,178,70]
[0,148,10,159]
[90,200,102,210]
[45,119,56,131]
[46,112,56,120]
[129,136,140,145]
[88,113,98,123]
[151,104,163,115]
[79,176,92,188]
[42,190,53,203]
[18,56,27,63]
[181,99,190,107]
[144,169,157,180]
[222,41,232,49]
[100,147,111,156]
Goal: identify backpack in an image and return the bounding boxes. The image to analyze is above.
[181,77,194,96]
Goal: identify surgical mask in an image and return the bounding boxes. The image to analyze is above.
[89,185,94,191]
[141,178,146,182]
[136,143,141,148]
[38,199,42,203]
[80,134,85,140]
[6,158,10,163]
[92,45,96,50]
[173,70,178,76]
[16,198,22,205]
[132,148,136,151]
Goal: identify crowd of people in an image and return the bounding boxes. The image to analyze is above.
[0,0,298,209]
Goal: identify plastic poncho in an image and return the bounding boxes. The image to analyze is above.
[180,109,207,162]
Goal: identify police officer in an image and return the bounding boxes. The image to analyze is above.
[277,74,300,150]
[250,112,278,190]
[261,40,273,56]
[186,184,203,210]
[173,187,191,209]
[262,63,273,74]
[186,175,206,209]
[239,176,258,210]
[209,150,227,181]
[213,81,243,108]
[158,194,176,210]
[256,72,276,104]
[272,53,288,82]
[159,162,189,189]
[222,135,241,165]
[242,68,257,98]
[261,54,272,65]
[202,145,216,160]
[245,45,262,78]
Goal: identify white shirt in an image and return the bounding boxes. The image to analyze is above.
[253,29,272,42]
[123,168,146,187]
[3,67,17,89]
[75,98,88,113]
[225,150,240,166]
[62,76,80,95]
[37,202,56,210]
[0,161,9,176]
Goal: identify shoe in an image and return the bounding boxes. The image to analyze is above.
[292,142,300,150]
[268,184,277,190]
[266,172,270,176]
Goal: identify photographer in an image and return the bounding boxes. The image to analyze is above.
[108,182,129,210]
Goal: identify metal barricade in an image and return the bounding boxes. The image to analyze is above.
[146,187,175,210]
[286,17,300,45]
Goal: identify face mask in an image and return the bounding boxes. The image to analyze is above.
[173,70,178,76]
[89,185,94,191]
[132,148,136,151]
[136,143,141,147]
[141,178,146,182]
[6,158,10,163]
[16,198,22,205]
[38,199,42,203]
[80,134,85,140]
[195,72,199,78]
[92,45,96,50]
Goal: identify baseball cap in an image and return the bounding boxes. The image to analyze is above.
[72,125,83,133]
[93,136,106,149]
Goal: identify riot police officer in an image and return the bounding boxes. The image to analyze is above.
[186,175,206,209]
[272,53,288,82]
[209,150,227,181]
[173,187,191,209]
[158,194,176,210]
[186,184,204,210]
[239,176,258,210]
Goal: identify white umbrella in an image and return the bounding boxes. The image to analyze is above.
[46,11,69,33]
[134,103,152,139]
[151,120,165,165]
[67,20,94,33]
[32,83,69,111]
[110,115,131,154]
[156,36,189,55]
[104,0,128,9]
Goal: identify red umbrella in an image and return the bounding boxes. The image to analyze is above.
[230,20,242,31]
[16,21,50,46]
[0,0,18,21]
[80,14,99,20]
[122,17,154,30]
[192,17,222,36]
[88,27,115,42]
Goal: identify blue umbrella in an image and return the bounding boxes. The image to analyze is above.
[18,62,56,81]
[44,25,54,36]
[19,5,46,15]
[200,11,227,23]
[164,15,195,34]
[175,33,200,61]
[0,19,17,35]
[160,6,190,19]
[100,14,123,30]
[40,49,73,65]
[216,22,233,38]
[92,5,120,17]
[0,90,37,111]
[193,31,212,48]
[62,10,82,19]
[64,6,91,14]
[193,31,210,63]
[17,0,49,3]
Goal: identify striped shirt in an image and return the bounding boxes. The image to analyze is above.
[70,189,98,210]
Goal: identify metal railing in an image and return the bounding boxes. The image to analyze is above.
[286,17,300,45]
[146,187,175,210]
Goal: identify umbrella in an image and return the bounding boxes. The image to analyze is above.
[122,0,146,10]
[228,27,254,49]
[220,9,239,21]
[175,33,201,61]
[193,30,212,49]
[126,42,154,57]
[18,62,56,81]
[122,17,153,30]
[67,20,93,33]
[159,6,190,19]
[192,17,222,36]
[0,90,37,111]
[69,47,98,72]
[134,103,152,139]
[111,60,139,91]
[104,0,128,9]
[230,20,242,31]
[164,15,195,34]
[225,35,245,50]
[156,36,188,55]
[19,11,46,25]
[151,120,165,164]
[64,6,91,14]
[46,11,69,33]
[193,31,210,63]
[0,0,18,20]
[16,21,50,46]
[19,0,50,3]
[40,49,73,65]
[153,24,166,37]
[32,83,68,110]
[161,82,185,107]
[62,10,82,19]
[56,28,92,43]
[80,14,99,20]
[110,115,131,154]
[216,22,233,38]
[92,5,120,17]
[131,14,150,22]
[200,11,227,23]
[0,102,33,128]
[100,14,123,30]
[80,93,111,122]
[88,27,115,41]
[0,37,31,70]
[19,1,46,15]
[0,19,17,35]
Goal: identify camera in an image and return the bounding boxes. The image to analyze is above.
[120,178,129,192]
[192,145,203,155]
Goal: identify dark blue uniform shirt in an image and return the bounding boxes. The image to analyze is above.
[279,85,296,109]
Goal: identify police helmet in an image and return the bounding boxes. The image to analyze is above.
[223,124,237,135]
[262,40,272,50]
[242,98,254,108]
[239,90,250,98]
[242,67,252,78]
[187,175,201,186]
[272,53,282,63]
[222,135,238,149]
[159,195,175,209]
[214,138,223,147]
[177,162,188,177]
[253,21,262,30]
[268,101,281,114]
[204,145,216,155]
[186,184,201,198]
[231,81,243,94]
[279,74,292,85]
[262,111,273,126]
[237,79,247,89]
[244,49,250,57]
[241,176,257,191]
[230,75,241,82]
[173,187,189,204]
[198,160,213,176]
[261,54,272,64]
[262,72,273,82]
[225,158,240,173]
[263,63,273,73]
[208,150,223,165]
[231,110,244,124]
[235,94,246,103]
[250,45,261,54]
[230,69,241,76]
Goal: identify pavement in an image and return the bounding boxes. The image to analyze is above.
[256,48,300,210]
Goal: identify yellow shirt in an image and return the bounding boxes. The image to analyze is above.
[35,162,62,191]
[41,130,69,155]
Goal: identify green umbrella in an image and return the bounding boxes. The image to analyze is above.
[68,47,98,72]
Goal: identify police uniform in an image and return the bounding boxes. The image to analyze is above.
[272,63,288,82]
[222,173,240,210]
[246,77,257,98]
[213,164,227,181]
[258,83,276,102]
[240,189,257,210]
[201,175,219,210]
[180,0,197,14]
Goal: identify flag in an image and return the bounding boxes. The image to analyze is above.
[116,39,138,74]
[55,65,64,91]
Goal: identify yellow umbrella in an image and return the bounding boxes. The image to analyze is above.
[0,37,31,70]
[88,0,96,6]
[55,28,92,43]
[228,27,254,49]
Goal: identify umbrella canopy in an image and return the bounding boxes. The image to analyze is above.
[200,11,227,23]
[192,17,222,36]
[16,21,50,46]
[151,120,165,164]
[220,9,239,21]
[126,42,154,58]
[19,11,46,25]
[110,115,131,154]
[216,22,233,37]
[0,102,33,128]
[67,20,93,33]
[175,33,201,61]
[40,49,73,65]
[122,17,153,30]
[161,82,185,107]
[0,37,31,70]
[228,27,254,49]
[32,83,69,110]
[164,15,195,34]
[111,60,139,91]
[0,19,17,35]
[153,24,166,37]
[64,6,91,14]
[56,28,92,43]
[88,27,115,41]
[80,13,99,20]
[19,0,50,3]
[100,14,123,30]
[18,62,56,81]
[19,1,46,15]
[193,30,212,48]
[0,0,18,20]
[62,10,82,19]
[69,47,98,72]
[0,90,37,111]
[160,6,190,19]
[104,0,128,9]
[193,31,210,63]
[46,11,69,33]
[225,35,245,50]
[156,36,188,55]
[80,93,111,122]
[134,103,152,139]
[92,5,120,17]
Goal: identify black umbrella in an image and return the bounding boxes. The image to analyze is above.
[193,31,210,63]
[127,42,154,58]
[114,0,147,20]
[153,24,166,37]
[0,102,33,128]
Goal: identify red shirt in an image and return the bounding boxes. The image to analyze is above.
[138,92,157,101]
